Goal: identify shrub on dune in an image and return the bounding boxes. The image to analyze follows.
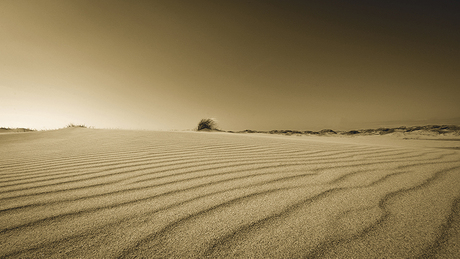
[67,123,88,128]
[319,129,336,135]
[377,128,394,135]
[197,118,218,131]
[345,130,360,135]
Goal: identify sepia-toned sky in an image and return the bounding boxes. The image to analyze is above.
[1,0,459,131]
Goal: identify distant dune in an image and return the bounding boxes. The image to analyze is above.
[1,128,460,258]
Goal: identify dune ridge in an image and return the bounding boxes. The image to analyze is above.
[1,128,460,258]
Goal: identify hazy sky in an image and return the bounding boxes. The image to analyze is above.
[1,0,459,131]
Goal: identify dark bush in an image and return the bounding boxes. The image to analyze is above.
[319,129,336,134]
[377,128,394,135]
[346,130,360,135]
[67,123,87,128]
[197,118,218,131]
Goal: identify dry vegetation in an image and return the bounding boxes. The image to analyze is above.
[197,118,219,131]
[66,123,88,128]
[0,127,36,133]
[231,125,460,136]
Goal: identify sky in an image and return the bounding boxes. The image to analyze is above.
[1,0,459,131]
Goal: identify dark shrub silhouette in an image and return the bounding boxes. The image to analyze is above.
[376,128,395,135]
[197,118,218,131]
[67,123,87,128]
[345,130,360,135]
[319,129,336,134]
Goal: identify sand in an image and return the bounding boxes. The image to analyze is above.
[1,128,460,258]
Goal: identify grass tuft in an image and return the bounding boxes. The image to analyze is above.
[67,123,88,128]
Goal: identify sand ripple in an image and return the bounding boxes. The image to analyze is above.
[1,129,459,258]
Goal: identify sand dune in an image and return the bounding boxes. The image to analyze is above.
[1,128,460,258]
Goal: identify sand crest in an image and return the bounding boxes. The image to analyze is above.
[1,128,459,258]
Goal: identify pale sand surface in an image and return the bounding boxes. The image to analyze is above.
[1,128,460,258]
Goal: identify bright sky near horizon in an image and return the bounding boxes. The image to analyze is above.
[1,0,459,131]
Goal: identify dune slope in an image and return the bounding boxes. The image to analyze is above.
[1,128,460,258]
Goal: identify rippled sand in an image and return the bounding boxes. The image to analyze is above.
[1,128,459,258]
